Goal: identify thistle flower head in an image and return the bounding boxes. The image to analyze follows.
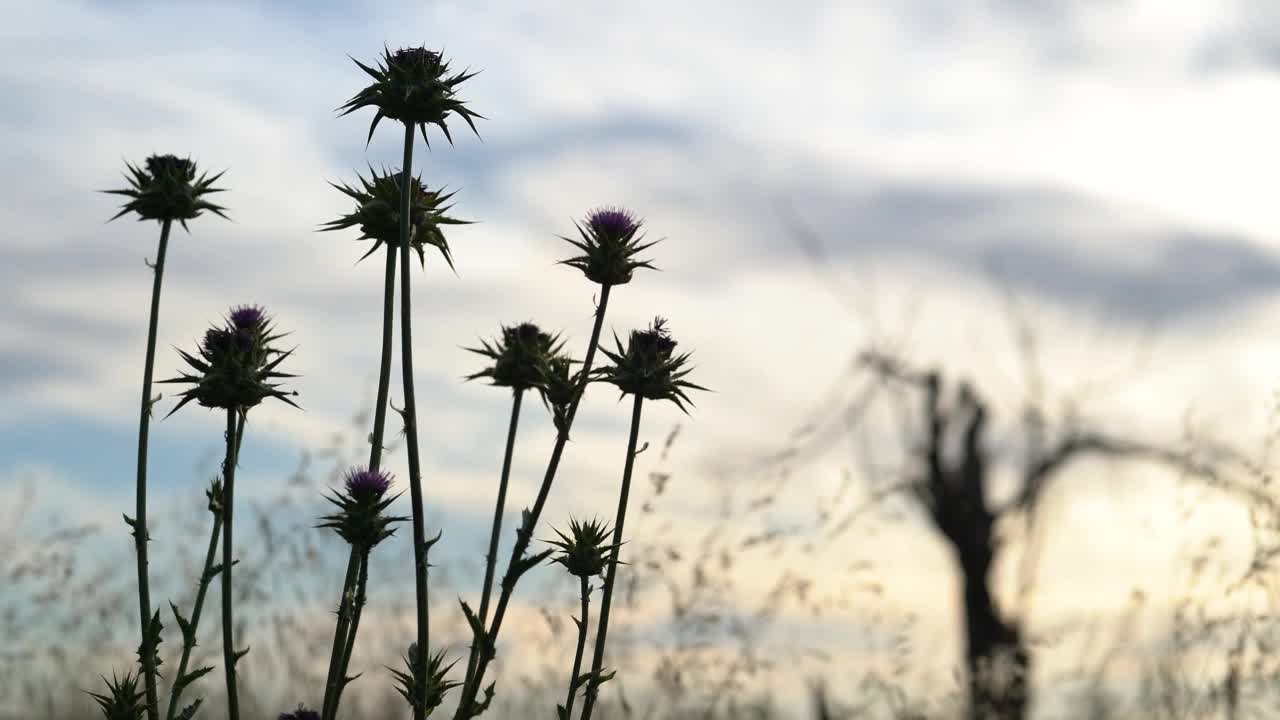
[320,165,471,270]
[594,317,707,413]
[159,305,300,416]
[464,321,566,391]
[545,517,617,579]
[538,352,581,435]
[338,45,484,149]
[390,643,461,715]
[559,206,657,286]
[87,670,146,720]
[229,304,266,331]
[278,706,320,720]
[319,466,405,549]
[102,153,228,231]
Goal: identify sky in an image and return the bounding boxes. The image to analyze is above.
[4,0,1280,716]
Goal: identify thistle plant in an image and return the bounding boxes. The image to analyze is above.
[318,163,467,720]
[339,43,482,720]
[318,467,406,720]
[459,322,566,692]
[545,518,617,720]
[579,318,706,720]
[88,670,147,720]
[455,207,654,718]
[159,306,299,720]
[102,153,228,720]
[389,643,462,717]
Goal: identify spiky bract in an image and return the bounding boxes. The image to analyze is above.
[464,322,566,391]
[159,306,299,416]
[546,517,617,579]
[87,670,146,720]
[319,466,406,550]
[338,45,483,149]
[320,165,471,269]
[595,317,707,413]
[102,154,228,231]
[390,643,461,716]
[538,352,581,435]
[559,206,657,286]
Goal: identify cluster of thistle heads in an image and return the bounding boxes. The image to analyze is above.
[98,41,707,720]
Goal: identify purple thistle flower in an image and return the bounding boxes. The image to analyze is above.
[229,304,266,330]
[559,205,658,286]
[586,206,640,241]
[345,466,393,501]
[278,705,320,720]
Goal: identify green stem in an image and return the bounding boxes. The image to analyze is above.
[165,415,245,720]
[579,394,644,720]
[135,217,172,720]
[321,550,362,720]
[463,389,525,690]
[455,283,613,718]
[562,575,591,718]
[369,243,398,471]
[397,121,430,720]
[333,550,370,714]
[220,408,244,720]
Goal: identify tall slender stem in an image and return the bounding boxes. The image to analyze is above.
[324,201,401,720]
[562,575,591,718]
[134,217,172,720]
[456,284,613,717]
[333,550,370,713]
[464,389,525,689]
[220,407,243,720]
[321,551,361,720]
[579,394,644,720]
[165,415,244,720]
[369,243,398,471]
[397,121,430,720]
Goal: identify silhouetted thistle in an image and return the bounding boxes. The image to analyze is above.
[338,45,484,149]
[88,670,147,720]
[594,317,707,413]
[104,152,230,720]
[340,44,482,720]
[559,206,657,286]
[464,322,566,391]
[580,319,705,720]
[391,643,462,716]
[320,165,471,270]
[538,353,582,437]
[278,706,320,720]
[546,517,616,580]
[103,154,228,231]
[319,467,405,550]
[160,307,299,416]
